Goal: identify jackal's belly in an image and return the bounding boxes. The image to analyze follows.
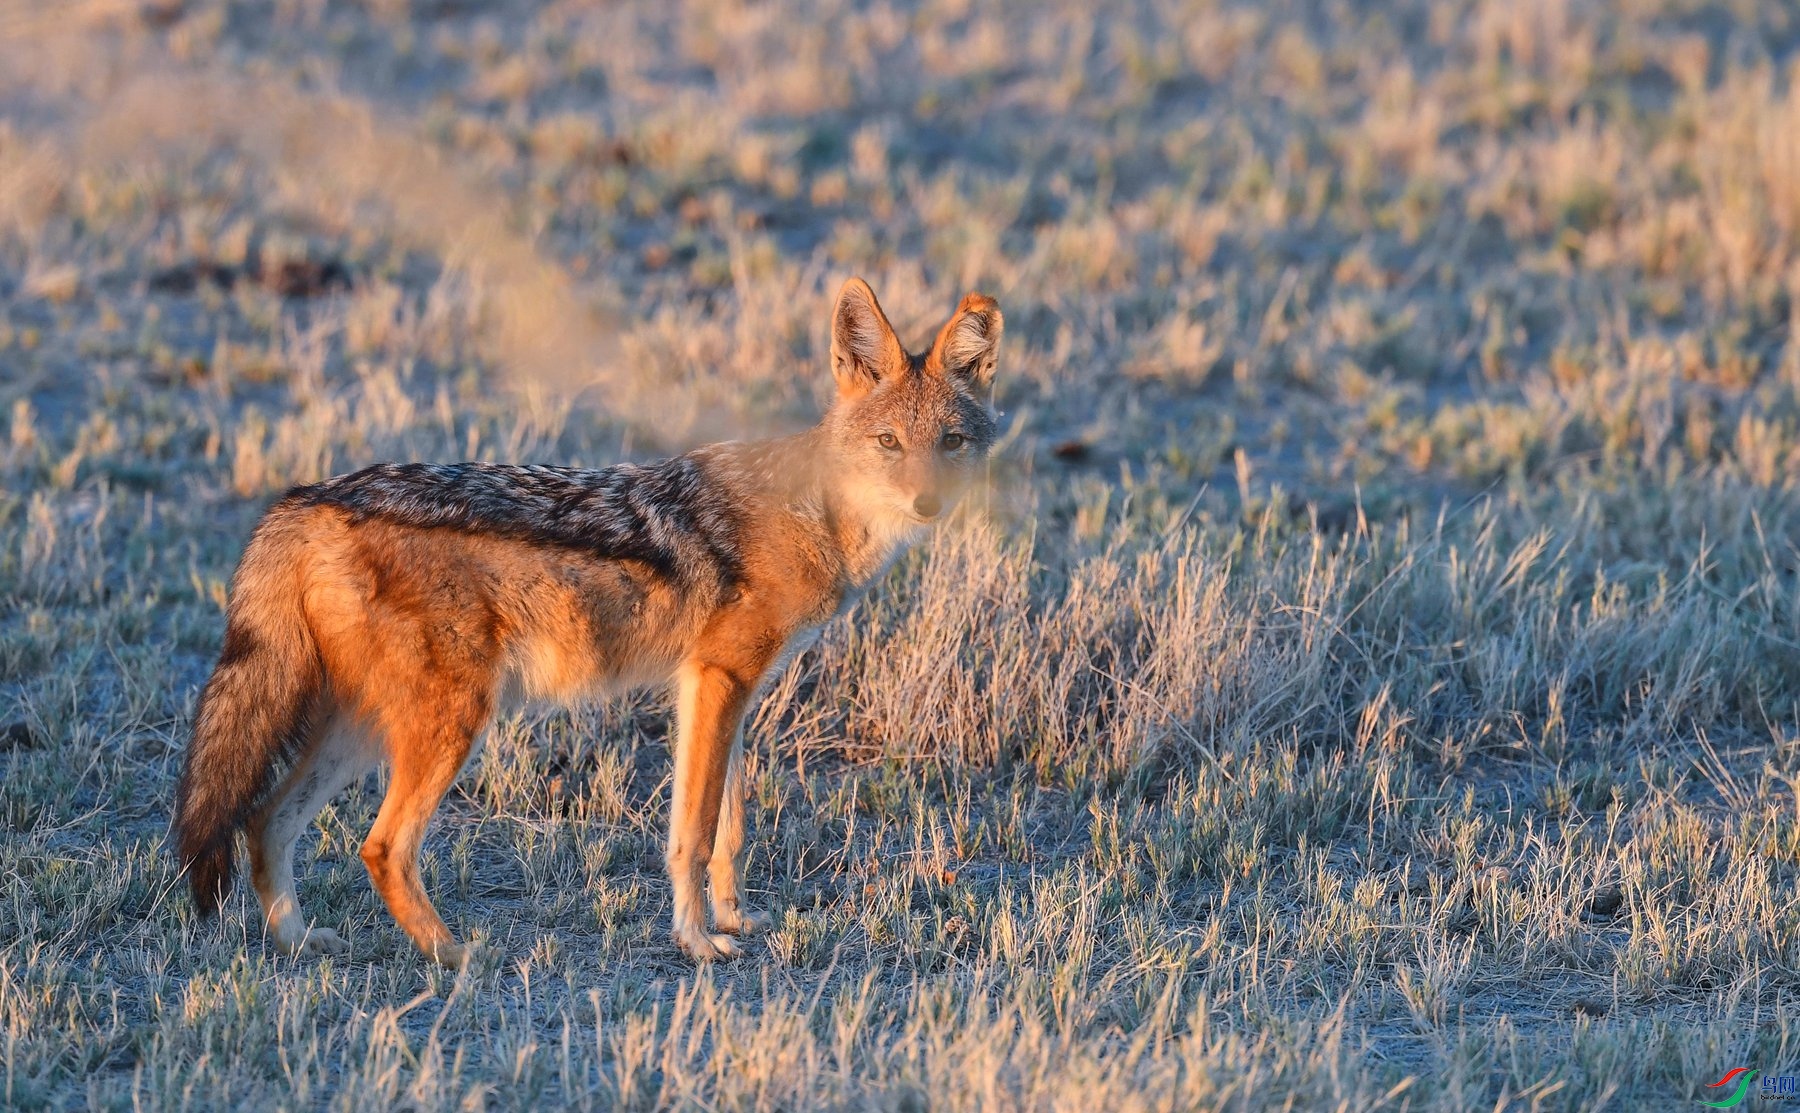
[503,628,686,705]
[498,578,708,705]
[474,542,719,706]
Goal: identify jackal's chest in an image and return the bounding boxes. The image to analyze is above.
[748,575,872,689]
[773,621,827,674]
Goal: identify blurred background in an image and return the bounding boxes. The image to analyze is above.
[5,0,1796,518]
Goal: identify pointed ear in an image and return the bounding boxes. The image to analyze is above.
[927,292,1003,389]
[830,278,906,401]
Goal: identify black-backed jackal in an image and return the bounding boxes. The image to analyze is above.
[172,279,1003,965]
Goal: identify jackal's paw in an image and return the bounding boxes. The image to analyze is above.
[674,925,741,961]
[714,905,770,936]
[274,926,349,958]
[428,940,479,971]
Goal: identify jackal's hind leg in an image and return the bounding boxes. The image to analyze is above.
[361,710,486,970]
[708,732,767,936]
[248,714,375,958]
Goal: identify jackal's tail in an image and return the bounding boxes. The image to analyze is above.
[172,516,323,914]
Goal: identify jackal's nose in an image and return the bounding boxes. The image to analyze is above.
[913,492,943,519]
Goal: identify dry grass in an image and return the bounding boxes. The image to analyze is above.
[5,0,1800,1108]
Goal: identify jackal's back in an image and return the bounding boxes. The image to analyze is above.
[287,459,746,590]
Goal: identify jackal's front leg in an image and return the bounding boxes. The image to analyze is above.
[709,731,769,936]
[668,661,753,960]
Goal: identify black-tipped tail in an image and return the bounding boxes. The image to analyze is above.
[172,530,322,913]
[185,837,234,917]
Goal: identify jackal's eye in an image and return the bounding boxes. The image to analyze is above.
[941,433,966,451]
[877,432,901,451]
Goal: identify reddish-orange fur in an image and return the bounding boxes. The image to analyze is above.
[172,278,1003,965]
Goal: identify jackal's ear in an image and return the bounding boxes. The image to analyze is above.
[927,292,1003,389]
[830,278,906,401]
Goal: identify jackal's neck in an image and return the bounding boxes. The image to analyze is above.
[815,464,924,590]
[832,504,924,588]
[714,429,920,589]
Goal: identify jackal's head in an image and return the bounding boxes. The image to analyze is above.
[819,278,1003,529]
